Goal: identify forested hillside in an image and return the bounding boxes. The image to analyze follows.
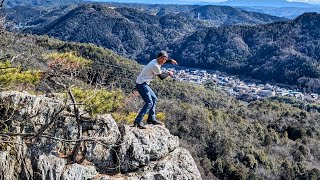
[1,29,320,179]
[6,4,320,92]
[24,4,206,58]
[171,12,320,91]
[2,4,283,59]
[179,5,285,26]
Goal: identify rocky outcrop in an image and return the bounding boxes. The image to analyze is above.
[0,91,202,180]
[37,154,67,180]
[63,164,97,180]
[119,125,179,172]
[0,151,16,180]
[83,114,121,174]
[99,148,201,180]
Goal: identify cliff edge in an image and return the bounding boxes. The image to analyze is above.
[0,91,201,180]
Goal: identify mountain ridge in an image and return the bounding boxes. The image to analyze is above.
[186,5,286,26]
[88,0,320,7]
[170,12,320,87]
[21,4,284,58]
[220,0,319,7]
[3,0,86,8]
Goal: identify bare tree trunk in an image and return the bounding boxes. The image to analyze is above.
[0,0,4,7]
[0,2,5,31]
[0,18,4,31]
[68,87,82,163]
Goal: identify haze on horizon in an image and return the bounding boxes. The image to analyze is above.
[91,0,320,5]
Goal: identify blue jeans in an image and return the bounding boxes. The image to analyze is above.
[134,83,158,123]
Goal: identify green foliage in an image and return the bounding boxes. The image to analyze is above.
[301,168,320,180]
[112,112,137,124]
[253,149,270,167]
[71,87,123,116]
[225,161,249,180]
[0,61,41,89]
[173,13,320,91]
[44,51,92,71]
[243,154,258,169]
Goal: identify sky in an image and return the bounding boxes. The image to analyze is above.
[180,0,320,4]
[93,0,320,5]
[287,0,320,4]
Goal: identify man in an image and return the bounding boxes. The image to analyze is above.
[133,50,177,129]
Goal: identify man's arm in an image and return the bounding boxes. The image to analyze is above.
[158,72,170,80]
[158,71,174,80]
[165,59,178,65]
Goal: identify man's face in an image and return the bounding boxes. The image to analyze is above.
[158,56,168,65]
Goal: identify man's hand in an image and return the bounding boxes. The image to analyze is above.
[168,71,174,77]
[170,59,178,65]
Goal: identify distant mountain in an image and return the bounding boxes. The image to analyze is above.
[239,6,320,19]
[3,5,77,31]
[23,4,283,59]
[3,0,86,8]
[13,3,320,88]
[89,0,180,4]
[88,0,320,7]
[180,5,286,26]
[219,0,318,7]
[25,4,204,58]
[87,1,320,19]
[170,12,320,85]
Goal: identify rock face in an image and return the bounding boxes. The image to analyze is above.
[99,148,201,180]
[0,91,202,180]
[119,125,179,172]
[84,114,121,174]
[63,164,97,180]
[0,151,16,180]
[37,154,67,180]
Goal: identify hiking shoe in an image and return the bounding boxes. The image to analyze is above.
[146,119,163,125]
[133,122,147,129]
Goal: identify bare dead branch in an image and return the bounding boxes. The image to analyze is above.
[47,75,67,89]
[0,132,118,144]
[68,86,83,162]
[10,53,24,62]
[0,140,24,146]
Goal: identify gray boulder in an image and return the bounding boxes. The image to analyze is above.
[62,163,97,180]
[118,125,179,172]
[37,154,67,180]
[0,91,65,133]
[98,148,202,180]
[84,114,121,173]
[137,147,202,180]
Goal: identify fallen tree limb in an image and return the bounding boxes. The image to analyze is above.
[0,132,116,144]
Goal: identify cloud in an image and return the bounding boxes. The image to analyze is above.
[180,0,320,4]
[287,0,320,4]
